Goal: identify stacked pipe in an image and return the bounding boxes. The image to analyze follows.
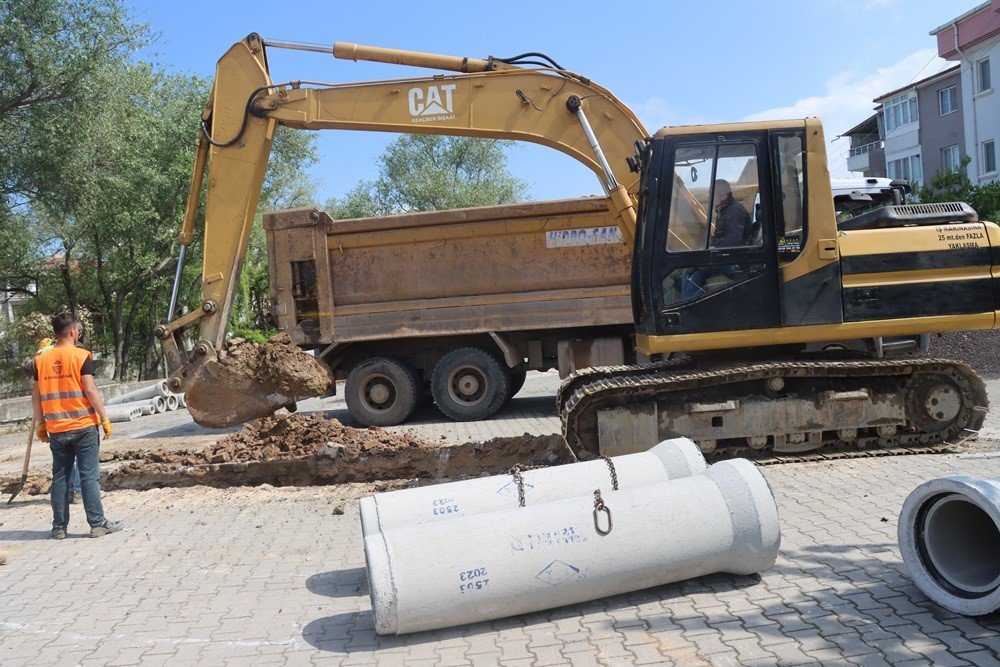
[105,381,186,418]
[898,476,1000,616]
[106,405,142,423]
[361,439,781,635]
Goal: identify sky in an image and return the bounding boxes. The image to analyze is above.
[127,0,967,204]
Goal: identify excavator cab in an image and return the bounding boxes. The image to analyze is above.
[632,119,998,359]
[633,122,816,341]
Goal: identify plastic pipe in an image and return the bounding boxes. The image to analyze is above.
[106,406,141,423]
[106,381,169,406]
[365,458,780,635]
[899,476,1000,615]
[359,438,706,538]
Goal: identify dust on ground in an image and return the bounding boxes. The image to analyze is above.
[218,333,332,397]
[922,330,1000,379]
[0,413,574,495]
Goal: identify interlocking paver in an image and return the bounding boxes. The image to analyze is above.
[1,372,1000,664]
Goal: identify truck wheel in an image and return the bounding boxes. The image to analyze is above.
[431,347,510,421]
[345,357,421,427]
[507,363,528,400]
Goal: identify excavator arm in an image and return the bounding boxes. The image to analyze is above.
[157,33,648,426]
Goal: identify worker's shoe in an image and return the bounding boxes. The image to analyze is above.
[51,528,67,540]
[89,520,124,538]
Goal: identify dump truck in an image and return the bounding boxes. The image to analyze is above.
[263,197,634,426]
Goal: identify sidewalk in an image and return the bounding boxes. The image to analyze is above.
[2,452,999,665]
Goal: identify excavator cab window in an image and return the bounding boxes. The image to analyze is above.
[638,130,780,336]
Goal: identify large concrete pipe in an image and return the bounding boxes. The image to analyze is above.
[106,406,142,423]
[165,394,179,411]
[898,475,1000,616]
[365,458,780,635]
[176,393,186,408]
[359,438,706,538]
[106,380,169,406]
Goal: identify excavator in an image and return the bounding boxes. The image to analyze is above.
[157,34,998,460]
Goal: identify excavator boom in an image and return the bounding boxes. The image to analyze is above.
[158,34,648,426]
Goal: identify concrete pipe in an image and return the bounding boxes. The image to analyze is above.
[151,396,167,414]
[365,458,780,635]
[165,395,179,411]
[106,380,169,406]
[898,476,1000,616]
[106,406,141,423]
[176,393,186,409]
[119,400,156,416]
[359,438,706,538]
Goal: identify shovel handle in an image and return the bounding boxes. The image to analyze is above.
[22,416,35,477]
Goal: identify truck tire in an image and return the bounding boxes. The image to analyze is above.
[431,347,510,421]
[507,363,528,400]
[345,357,421,427]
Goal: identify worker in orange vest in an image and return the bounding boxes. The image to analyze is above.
[30,312,123,539]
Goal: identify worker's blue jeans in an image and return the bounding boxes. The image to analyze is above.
[50,426,106,529]
[680,265,740,302]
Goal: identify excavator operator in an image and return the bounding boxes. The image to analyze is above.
[680,179,752,300]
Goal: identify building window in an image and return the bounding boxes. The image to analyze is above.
[977,58,992,94]
[887,154,922,184]
[883,93,918,132]
[941,145,961,173]
[984,140,997,175]
[939,86,958,115]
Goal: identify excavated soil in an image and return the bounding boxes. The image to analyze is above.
[218,333,333,397]
[0,413,575,494]
[920,330,1000,379]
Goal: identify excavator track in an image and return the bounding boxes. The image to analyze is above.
[561,358,989,462]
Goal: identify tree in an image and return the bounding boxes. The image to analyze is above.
[915,156,1000,222]
[0,0,146,291]
[327,135,528,217]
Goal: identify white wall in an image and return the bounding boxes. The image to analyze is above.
[960,38,1000,183]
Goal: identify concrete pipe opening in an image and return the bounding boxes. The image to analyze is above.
[899,475,1000,616]
[922,494,1000,595]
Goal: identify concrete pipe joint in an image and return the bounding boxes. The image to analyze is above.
[899,476,1000,616]
[365,458,780,635]
[359,438,707,538]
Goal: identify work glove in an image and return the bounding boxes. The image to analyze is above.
[101,418,113,440]
[35,422,50,443]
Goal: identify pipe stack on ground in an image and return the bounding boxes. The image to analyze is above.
[106,381,169,406]
[106,405,142,423]
[898,476,1000,616]
[362,440,780,635]
[360,438,706,537]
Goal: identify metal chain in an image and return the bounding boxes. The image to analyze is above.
[508,463,540,508]
[599,456,619,490]
[593,489,612,535]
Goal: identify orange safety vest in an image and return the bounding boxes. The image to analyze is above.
[35,346,100,434]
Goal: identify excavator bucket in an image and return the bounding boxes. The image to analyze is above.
[184,357,296,428]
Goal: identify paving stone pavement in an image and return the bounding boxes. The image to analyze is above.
[2,451,1000,665]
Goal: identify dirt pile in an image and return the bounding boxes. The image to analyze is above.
[92,413,575,492]
[920,330,1000,379]
[218,333,332,397]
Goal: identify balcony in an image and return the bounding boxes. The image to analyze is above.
[847,140,882,174]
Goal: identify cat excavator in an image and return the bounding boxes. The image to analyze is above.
[158,34,998,459]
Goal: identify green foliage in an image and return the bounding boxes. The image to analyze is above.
[915,156,1000,222]
[327,135,527,217]
[228,326,277,345]
[0,3,319,383]
[0,0,146,289]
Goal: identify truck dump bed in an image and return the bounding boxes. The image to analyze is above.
[264,197,632,346]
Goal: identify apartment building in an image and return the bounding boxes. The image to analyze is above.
[844,114,886,177]
[933,0,1000,183]
[870,65,964,187]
